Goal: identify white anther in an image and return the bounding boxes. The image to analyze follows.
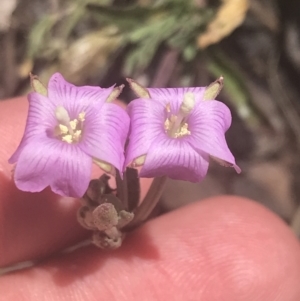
[180,92,195,115]
[55,106,70,126]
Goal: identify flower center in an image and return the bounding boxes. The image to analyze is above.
[164,115,190,138]
[54,106,85,144]
[164,92,195,138]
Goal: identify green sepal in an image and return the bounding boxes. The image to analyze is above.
[203,76,224,101]
[126,78,150,98]
[30,73,47,96]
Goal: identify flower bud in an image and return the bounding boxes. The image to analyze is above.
[92,229,123,249]
[77,206,97,230]
[92,203,119,231]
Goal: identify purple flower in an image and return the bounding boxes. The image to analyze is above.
[125,87,240,182]
[9,73,129,197]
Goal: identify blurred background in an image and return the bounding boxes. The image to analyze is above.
[1,0,300,237]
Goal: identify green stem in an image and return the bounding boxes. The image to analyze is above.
[116,170,128,210]
[125,176,167,230]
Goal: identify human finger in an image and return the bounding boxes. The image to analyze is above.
[1,196,299,301]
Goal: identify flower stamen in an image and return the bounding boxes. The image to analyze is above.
[55,107,85,144]
[164,93,195,138]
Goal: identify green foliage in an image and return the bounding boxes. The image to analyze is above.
[87,1,214,74]
[28,15,58,58]
[207,50,260,127]
[26,0,217,78]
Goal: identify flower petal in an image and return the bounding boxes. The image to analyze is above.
[187,100,239,171]
[9,92,57,163]
[47,73,114,118]
[79,103,130,172]
[125,98,165,167]
[14,138,92,197]
[147,87,206,112]
[140,134,210,182]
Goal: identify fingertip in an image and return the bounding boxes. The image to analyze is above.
[0,174,89,267]
[0,96,28,178]
[155,195,300,301]
[116,195,300,300]
[1,196,300,301]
